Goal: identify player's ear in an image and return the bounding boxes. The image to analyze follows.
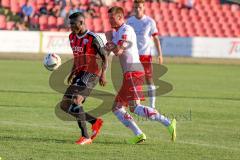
[118,14,122,20]
[116,14,120,20]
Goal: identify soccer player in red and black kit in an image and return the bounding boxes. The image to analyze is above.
[60,12,108,145]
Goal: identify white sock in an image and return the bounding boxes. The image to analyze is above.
[113,107,143,135]
[148,85,156,108]
[133,105,171,127]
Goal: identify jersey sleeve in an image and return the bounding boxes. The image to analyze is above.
[150,19,159,36]
[117,27,132,48]
[92,34,107,57]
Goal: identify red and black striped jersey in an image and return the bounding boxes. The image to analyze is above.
[69,30,106,75]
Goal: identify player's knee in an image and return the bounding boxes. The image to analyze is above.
[112,102,122,112]
[129,106,136,113]
[72,94,84,105]
[128,100,140,112]
[68,105,84,119]
[112,105,119,113]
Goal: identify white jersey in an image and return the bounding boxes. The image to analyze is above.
[127,15,158,55]
[112,23,143,73]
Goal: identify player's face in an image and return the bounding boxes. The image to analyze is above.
[70,16,85,34]
[108,13,122,28]
[134,3,145,18]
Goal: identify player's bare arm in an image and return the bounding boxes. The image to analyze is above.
[153,35,163,64]
[92,36,108,86]
[104,31,114,56]
[99,54,108,86]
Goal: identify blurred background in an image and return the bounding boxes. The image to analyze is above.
[0,0,239,37]
[0,0,239,58]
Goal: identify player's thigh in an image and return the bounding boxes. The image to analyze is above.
[75,72,99,98]
[112,101,126,112]
[127,72,145,101]
[63,77,90,105]
[62,85,85,110]
[140,55,153,81]
[143,63,153,83]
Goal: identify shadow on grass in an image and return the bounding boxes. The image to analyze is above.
[1,89,240,101]
[93,141,150,146]
[0,135,72,144]
[0,104,45,108]
[0,135,152,146]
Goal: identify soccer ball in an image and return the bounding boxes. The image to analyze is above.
[43,53,61,71]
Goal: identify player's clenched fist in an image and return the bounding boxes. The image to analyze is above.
[104,41,116,52]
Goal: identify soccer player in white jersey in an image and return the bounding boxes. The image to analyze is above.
[105,6,176,144]
[127,0,163,108]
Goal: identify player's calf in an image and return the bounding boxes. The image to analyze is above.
[112,103,143,136]
[129,102,171,127]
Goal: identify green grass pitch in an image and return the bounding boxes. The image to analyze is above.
[0,59,239,160]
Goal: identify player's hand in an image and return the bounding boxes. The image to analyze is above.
[99,73,107,86]
[104,41,115,52]
[67,75,72,84]
[105,31,113,41]
[157,55,163,64]
[67,72,74,84]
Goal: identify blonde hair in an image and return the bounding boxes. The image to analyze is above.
[108,6,124,16]
[134,0,145,4]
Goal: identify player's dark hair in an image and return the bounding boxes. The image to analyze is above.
[108,6,124,16]
[69,12,85,19]
[134,0,145,4]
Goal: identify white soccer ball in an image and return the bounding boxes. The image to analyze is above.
[43,53,61,71]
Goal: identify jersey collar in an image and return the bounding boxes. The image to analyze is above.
[115,23,125,32]
[135,15,146,20]
[76,30,89,39]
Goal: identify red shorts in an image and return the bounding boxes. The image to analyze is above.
[115,71,145,106]
[139,55,153,79]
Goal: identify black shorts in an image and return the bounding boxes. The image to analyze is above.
[64,71,99,100]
